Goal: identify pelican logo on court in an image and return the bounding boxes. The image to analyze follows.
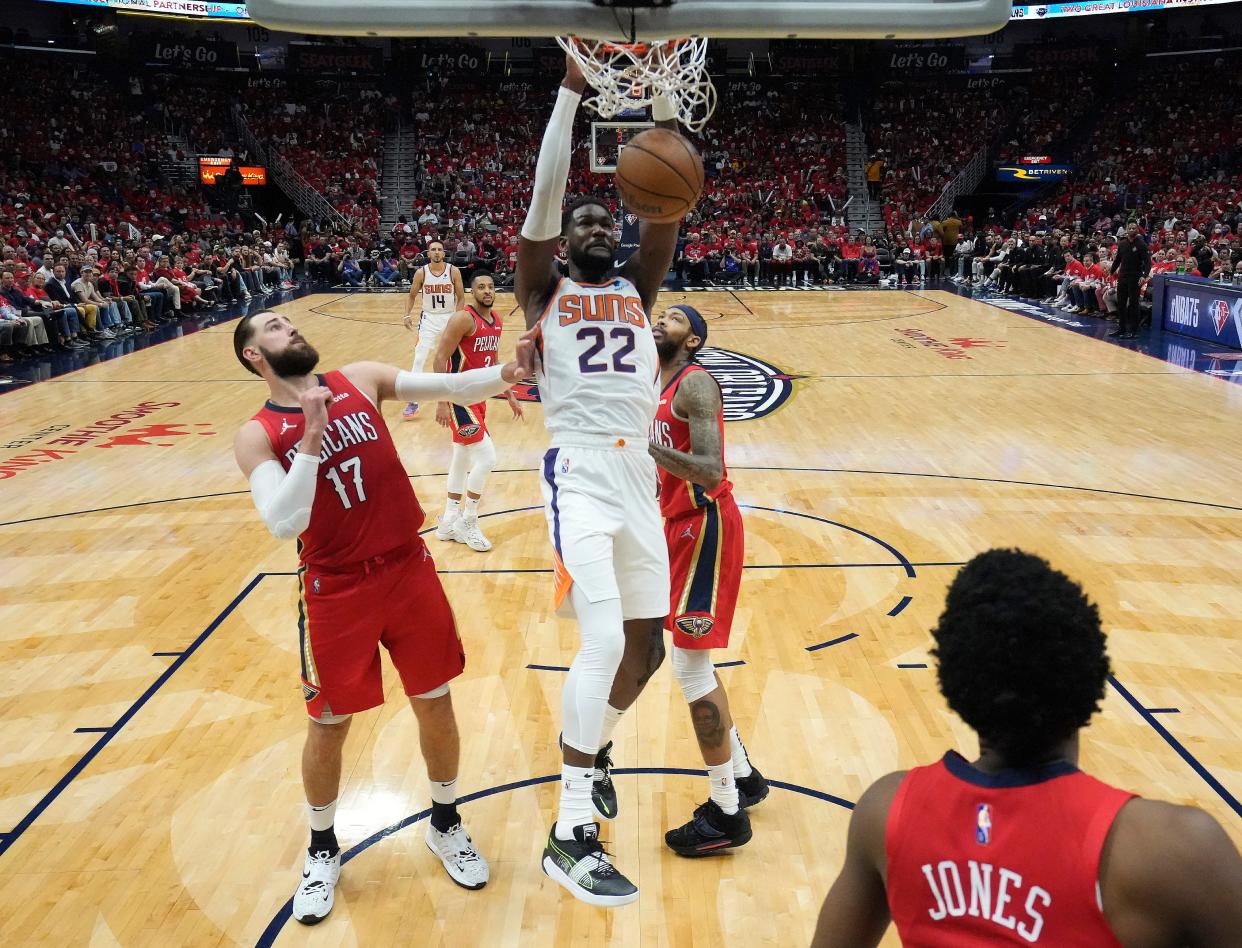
[1209,300,1229,335]
[675,614,715,638]
[694,347,804,421]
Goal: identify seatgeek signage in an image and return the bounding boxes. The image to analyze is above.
[1155,274,1242,351]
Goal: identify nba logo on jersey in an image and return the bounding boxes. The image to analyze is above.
[313,578,320,594]
[560,456,571,474]
[1210,299,1229,335]
[975,803,992,845]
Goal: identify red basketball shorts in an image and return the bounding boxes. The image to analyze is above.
[296,538,465,719]
[449,401,487,446]
[664,493,744,650]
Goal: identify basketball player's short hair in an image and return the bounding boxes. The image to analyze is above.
[561,195,612,236]
[469,269,495,288]
[233,311,261,376]
[931,548,1109,765]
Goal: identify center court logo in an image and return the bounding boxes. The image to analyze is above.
[502,347,804,422]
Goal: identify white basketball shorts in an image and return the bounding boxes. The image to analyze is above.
[540,435,670,621]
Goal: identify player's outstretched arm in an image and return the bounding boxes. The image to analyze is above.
[342,330,535,408]
[621,98,684,315]
[516,56,586,325]
[810,772,902,948]
[1101,798,1242,946]
[647,370,724,489]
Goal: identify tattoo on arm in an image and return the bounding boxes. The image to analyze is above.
[647,371,724,489]
[690,697,727,750]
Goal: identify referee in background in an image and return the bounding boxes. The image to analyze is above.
[1110,222,1150,339]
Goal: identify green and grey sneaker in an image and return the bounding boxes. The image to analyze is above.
[591,742,618,821]
[541,822,638,907]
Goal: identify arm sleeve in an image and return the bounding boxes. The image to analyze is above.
[394,364,511,405]
[521,87,581,242]
[249,454,318,540]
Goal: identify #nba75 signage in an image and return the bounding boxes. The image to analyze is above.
[1154,275,1242,351]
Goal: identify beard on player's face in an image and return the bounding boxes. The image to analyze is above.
[261,339,320,378]
[655,334,686,362]
[568,237,613,281]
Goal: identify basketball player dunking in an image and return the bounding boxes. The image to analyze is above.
[812,549,1242,947]
[592,302,771,856]
[402,240,464,419]
[231,310,533,924]
[431,270,523,552]
[515,57,683,907]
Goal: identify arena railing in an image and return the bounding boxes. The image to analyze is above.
[926,149,988,221]
[232,105,349,230]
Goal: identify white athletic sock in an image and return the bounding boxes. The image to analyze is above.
[597,704,624,751]
[464,495,480,519]
[443,497,461,520]
[708,762,739,815]
[555,765,596,839]
[431,776,457,805]
[730,725,754,778]
[307,799,337,831]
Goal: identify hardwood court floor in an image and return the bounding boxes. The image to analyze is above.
[1,289,1239,947]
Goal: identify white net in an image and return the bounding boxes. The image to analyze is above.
[555,35,717,134]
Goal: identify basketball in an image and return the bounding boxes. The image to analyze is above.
[615,127,704,224]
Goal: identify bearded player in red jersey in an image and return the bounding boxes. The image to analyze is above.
[585,303,770,856]
[231,310,533,925]
[812,549,1242,947]
[430,270,523,553]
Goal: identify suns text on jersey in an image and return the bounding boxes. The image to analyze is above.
[282,411,380,466]
[920,860,1051,943]
[557,292,647,328]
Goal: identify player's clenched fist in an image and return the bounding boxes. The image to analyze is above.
[298,385,332,432]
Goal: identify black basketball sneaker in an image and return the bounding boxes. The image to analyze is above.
[737,766,770,809]
[542,822,639,907]
[591,741,618,821]
[665,800,753,857]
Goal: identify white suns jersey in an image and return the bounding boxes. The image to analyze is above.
[421,264,457,317]
[536,274,660,441]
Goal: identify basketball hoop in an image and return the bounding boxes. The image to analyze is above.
[555,35,716,134]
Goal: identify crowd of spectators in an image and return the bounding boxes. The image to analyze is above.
[5,47,1242,363]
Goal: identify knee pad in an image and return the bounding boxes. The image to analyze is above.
[672,646,717,703]
[447,442,471,494]
[313,709,352,725]
[465,434,495,494]
[412,682,450,700]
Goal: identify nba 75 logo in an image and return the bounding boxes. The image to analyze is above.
[502,347,804,422]
[1209,299,1229,336]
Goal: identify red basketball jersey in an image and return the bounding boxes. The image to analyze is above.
[885,751,1135,947]
[252,370,424,567]
[449,305,503,373]
[650,364,732,520]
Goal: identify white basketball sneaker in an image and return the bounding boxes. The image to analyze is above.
[292,848,341,925]
[453,516,492,552]
[435,513,460,542]
[426,821,490,890]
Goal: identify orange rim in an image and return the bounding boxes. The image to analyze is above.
[570,36,688,56]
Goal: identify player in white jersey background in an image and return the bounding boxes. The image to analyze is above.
[515,56,683,908]
[401,241,464,419]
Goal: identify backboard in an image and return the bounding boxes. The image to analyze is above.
[590,122,655,174]
[245,0,1013,41]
